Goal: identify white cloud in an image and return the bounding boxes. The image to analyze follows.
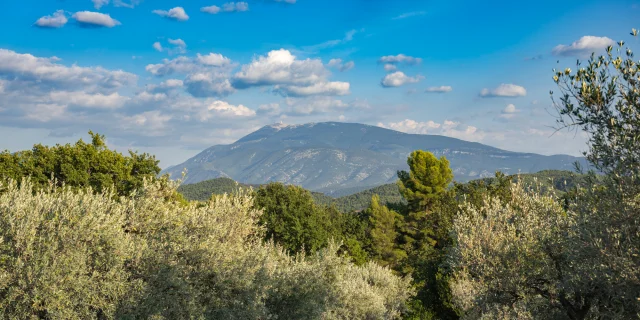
[273,0,296,3]
[92,0,141,9]
[72,11,121,27]
[498,103,520,119]
[232,49,329,88]
[378,119,441,134]
[152,38,187,55]
[153,7,189,21]
[223,2,249,12]
[275,81,350,97]
[327,58,355,72]
[283,97,350,116]
[145,79,184,94]
[146,53,232,77]
[92,0,109,9]
[479,83,526,97]
[198,101,256,121]
[552,36,615,57]
[383,64,397,72]
[201,2,249,14]
[196,53,232,67]
[378,119,485,142]
[35,10,68,28]
[201,5,221,14]
[49,91,129,109]
[392,11,426,20]
[0,48,137,93]
[381,71,423,87]
[119,111,172,136]
[425,86,452,93]
[378,54,422,65]
[168,38,186,48]
[184,72,235,97]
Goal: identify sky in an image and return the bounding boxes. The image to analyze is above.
[0,0,638,168]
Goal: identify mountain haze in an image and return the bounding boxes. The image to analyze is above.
[163,122,587,194]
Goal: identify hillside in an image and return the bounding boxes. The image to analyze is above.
[177,170,589,212]
[163,122,588,194]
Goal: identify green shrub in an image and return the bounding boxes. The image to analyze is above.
[0,177,413,319]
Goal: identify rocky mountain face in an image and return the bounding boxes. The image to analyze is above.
[163,122,588,194]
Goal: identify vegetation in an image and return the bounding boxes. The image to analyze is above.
[177,177,257,201]
[0,132,161,197]
[252,182,344,254]
[0,177,413,319]
[445,30,640,319]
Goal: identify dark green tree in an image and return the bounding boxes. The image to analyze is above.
[366,195,405,268]
[252,182,342,254]
[0,131,160,197]
[395,151,458,319]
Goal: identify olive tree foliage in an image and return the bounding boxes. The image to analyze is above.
[447,184,574,319]
[552,29,640,185]
[0,177,413,319]
[447,29,640,320]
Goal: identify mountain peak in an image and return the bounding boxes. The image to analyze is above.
[164,122,588,192]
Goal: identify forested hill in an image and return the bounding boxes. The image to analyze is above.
[177,170,589,212]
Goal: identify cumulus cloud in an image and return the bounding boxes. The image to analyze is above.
[274,81,350,97]
[425,86,452,93]
[378,119,485,142]
[498,103,519,119]
[197,101,256,121]
[72,11,121,27]
[383,64,397,72]
[145,53,236,98]
[381,71,423,88]
[196,53,232,67]
[327,59,355,72]
[49,91,129,109]
[378,54,422,66]
[479,83,526,97]
[35,10,68,28]
[92,0,141,9]
[153,7,189,21]
[146,53,233,77]
[153,39,187,55]
[201,2,249,14]
[145,79,184,94]
[378,119,441,134]
[552,36,615,57]
[0,48,137,93]
[201,5,222,14]
[184,72,235,98]
[232,49,329,88]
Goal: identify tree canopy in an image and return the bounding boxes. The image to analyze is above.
[0,131,160,196]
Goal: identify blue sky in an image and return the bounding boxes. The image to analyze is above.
[0,0,638,168]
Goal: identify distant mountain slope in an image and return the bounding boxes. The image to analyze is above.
[177,170,589,213]
[163,122,588,194]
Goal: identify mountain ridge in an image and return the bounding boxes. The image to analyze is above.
[163,121,588,193]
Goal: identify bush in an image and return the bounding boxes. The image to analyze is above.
[0,177,413,319]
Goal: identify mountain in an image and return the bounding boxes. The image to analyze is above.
[163,122,588,194]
